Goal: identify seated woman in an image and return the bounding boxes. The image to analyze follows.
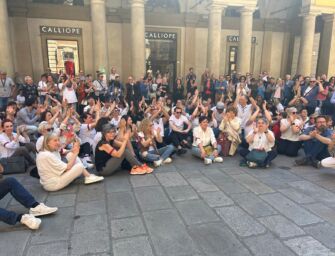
[219,106,241,156]
[95,124,153,176]
[192,116,223,165]
[117,115,136,156]
[277,107,302,157]
[239,117,277,168]
[0,119,36,171]
[138,118,174,167]
[36,134,104,192]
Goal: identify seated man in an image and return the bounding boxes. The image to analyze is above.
[0,164,58,229]
[16,97,40,134]
[168,106,191,155]
[239,117,277,168]
[296,115,333,168]
[192,116,223,165]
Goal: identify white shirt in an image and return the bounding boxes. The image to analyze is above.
[169,114,189,131]
[0,133,30,158]
[237,104,253,129]
[93,80,107,94]
[36,136,44,152]
[63,86,78,104]
[38,80,48,96]
[36,151,67,187]
[93,132,102,155]
[138,131,155,151]
[247,130,275,152]
[153,118,164,137]
[280,119,301,141]
[79,124,96,146]
[110,116,121,127]
[192,126,217,147]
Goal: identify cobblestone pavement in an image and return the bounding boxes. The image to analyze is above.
[1,153,335,256]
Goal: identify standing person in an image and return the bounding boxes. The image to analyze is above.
[95,124,153,176]
[37,133,104,192]
[21,76,38,102]
[173,78,184,103]
[215,75,227,103]
[62,76,78,109]
[301,77,324,115]
[125,76,140,104]
[186,67,196,94]
[0,71,15,110]
[239,117,277,168]
[0,163,58,229]
[93,73,107,101]
[202,76,215,102]
[38,74,48,104]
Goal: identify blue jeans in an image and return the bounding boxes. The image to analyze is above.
[0,97,8,111]
[0,177,37,225]
[303,139,330,161]
[141,144,175,162]
[239,148,277,167]
[192,145,222,160]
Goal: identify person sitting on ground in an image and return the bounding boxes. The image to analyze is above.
[239,117,277,168]
[168,106,191,154]
[0,164,58,229]
[192,116,223,165]
[36,133,104,192]
[296,115,333,168]
[36,121,55,152]
[138,118,174,167]
[95,124,152,176]
[277,107,302,157]
[218,106,241,156]
[321,132,335,169]
[16,97,41,135]
[0,119,36,171]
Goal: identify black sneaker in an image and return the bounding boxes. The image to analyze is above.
[311,160,321,169]
[177,148,187,155]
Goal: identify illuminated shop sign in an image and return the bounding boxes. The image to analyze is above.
[40,26,82,35]
[227,35,257,43]
[145,32,177,40]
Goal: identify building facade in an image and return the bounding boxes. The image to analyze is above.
[1,0,335,82]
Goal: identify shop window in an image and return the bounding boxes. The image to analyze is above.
[46,39,80,76]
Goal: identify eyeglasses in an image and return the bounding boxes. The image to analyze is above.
[291,112,297,114]
[176,112,182,114]
[46,128,54,132]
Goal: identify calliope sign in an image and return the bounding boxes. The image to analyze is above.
[227,35,257,43]
[145,32,177,40]
[40,26,82,35]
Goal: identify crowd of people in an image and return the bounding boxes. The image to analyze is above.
[0,66,335,229]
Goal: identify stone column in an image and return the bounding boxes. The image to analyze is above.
[206,2,225,77]
[131,0,146,80]
[238,7,254,74]
[91,0,109,75]
[317,14,335,76]
[297,12,317,76]
[184,14,199,76]
[0,0,14,75]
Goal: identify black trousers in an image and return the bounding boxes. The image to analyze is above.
[169,131,187,147]
[277,139,302,157]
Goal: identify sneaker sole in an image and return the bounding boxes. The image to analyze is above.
[30,208,58,217]
[84,177,104,185]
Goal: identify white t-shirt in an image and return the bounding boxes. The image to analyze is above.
[93,132,102,155]
[247,130,275,152]
[110,116,121,127]
[169,114,189,131]
[138,131,155,151]
[38,80,48,96]
[153,118,164,137]
[280,118,301,141]
[79,124,96,146]
[63,86,78,104]
[237,104,253,129]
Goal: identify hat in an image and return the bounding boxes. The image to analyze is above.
[216,102,225,110]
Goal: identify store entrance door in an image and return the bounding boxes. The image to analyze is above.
[145,31,177,84]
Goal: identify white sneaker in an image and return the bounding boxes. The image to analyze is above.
[154,159,163,167]
[247,161,258,168]
[81,158,95,169]
[20,214,41,230]
[214,157,223,163]
[163,157,172,164]
[204,158,213,165]
[29,203,58,217]
[84,174,104,184]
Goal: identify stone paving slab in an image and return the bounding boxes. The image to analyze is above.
[2,153,335,256]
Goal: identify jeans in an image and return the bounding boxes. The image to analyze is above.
[239,148,277,167]
[0,97,8,111]
[303,139,330,161]
[141,144,175,162]
[0,177,37,225]
[192,145,222,161]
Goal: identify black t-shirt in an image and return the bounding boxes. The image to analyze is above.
[95,140,113,172]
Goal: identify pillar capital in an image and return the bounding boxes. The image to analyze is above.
[299,10,320,18]
[322,13,335,23]
[208,1,226,12]
[238,6,257,14]
[90,0,105,5]
[131,0,145,7]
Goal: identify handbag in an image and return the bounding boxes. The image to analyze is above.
[246,149,268,164]
[217,132,231,157]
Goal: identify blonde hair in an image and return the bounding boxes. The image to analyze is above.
[139,118,152,135]
[41,133,59,152]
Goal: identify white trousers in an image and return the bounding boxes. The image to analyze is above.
[321,157,335,169]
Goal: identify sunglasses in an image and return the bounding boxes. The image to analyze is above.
[46,128,54,132]
[176,112,182,114]
[292,112,297,114]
